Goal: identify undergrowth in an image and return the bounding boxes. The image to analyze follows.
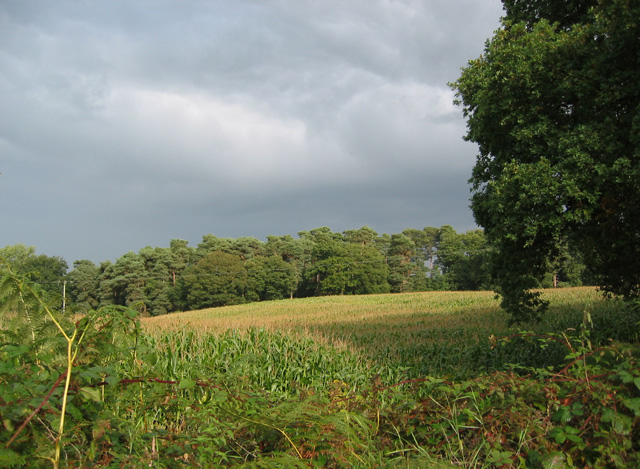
[1,268,639,467]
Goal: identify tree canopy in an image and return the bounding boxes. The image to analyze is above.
[1,222,592,316]
[452,0,640,321]
[0,244,68,302]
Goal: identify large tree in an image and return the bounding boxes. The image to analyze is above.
[245,255,297,301]
[181,251,248,309]
[0,244,68,301]
[501,0,598,29]
[264,234,312,296]
[307,243,389,296]
[67,260,100,313]
[300,228,389,296]
[387,233,416,293]
[452,0,640,321]
[98,252,148,312]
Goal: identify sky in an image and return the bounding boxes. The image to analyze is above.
[0,0,504,265]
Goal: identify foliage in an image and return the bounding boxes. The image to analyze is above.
[0,267,140,468]
[56,225,494,314]
[435,226,492,291]
[379,332,640,468]
[180,251,248,309]
[305,241,390,296]
[501,0,598,29]
[0,245,68,302]
[452,0,640,321]
[387,233,416,292]
[66,259,100,313]
[4,220,594,317]
[245,255,297,301]
[2,273,639,467]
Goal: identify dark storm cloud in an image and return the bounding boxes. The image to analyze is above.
[0,0,504,262]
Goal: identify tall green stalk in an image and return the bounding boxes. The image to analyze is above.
[1,268,91,468]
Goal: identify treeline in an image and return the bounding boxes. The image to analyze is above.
[1,225,590,316]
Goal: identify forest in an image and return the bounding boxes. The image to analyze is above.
[0,224,590,317]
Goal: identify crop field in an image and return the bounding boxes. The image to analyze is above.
[143,287,633,380]
[2,285,639,467]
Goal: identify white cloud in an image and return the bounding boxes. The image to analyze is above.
[332,81,470,176]
[103,88,318,189]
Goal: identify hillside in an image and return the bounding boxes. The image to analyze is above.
[142,287,627,380]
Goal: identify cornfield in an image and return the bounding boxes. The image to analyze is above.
[2,285,639,467]
[143,287,628,380]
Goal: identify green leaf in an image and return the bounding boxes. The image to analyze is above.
[552,406,572,424]
[541,451,566,469]
[565,433,583,444]
[79,387,102,402]
[78,369,101,381]
[612,414,632,436]
[602,409,632,435]
[487,449,514,465]
[617,370,634,383]
[0,448,27,467]
[611,454,625,466]
[66,403,84,421]
[623,397,640,416]
[3,345,30,358]
[178,379,196,390]
[104,375,120,386]
[563,425,580,434]
[549,428,566,444]
[2,418,15,432]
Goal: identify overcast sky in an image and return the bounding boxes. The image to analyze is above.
[1,0,504,264]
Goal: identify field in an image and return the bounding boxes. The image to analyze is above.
[2,287,640,467]
[143,288,633,380]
